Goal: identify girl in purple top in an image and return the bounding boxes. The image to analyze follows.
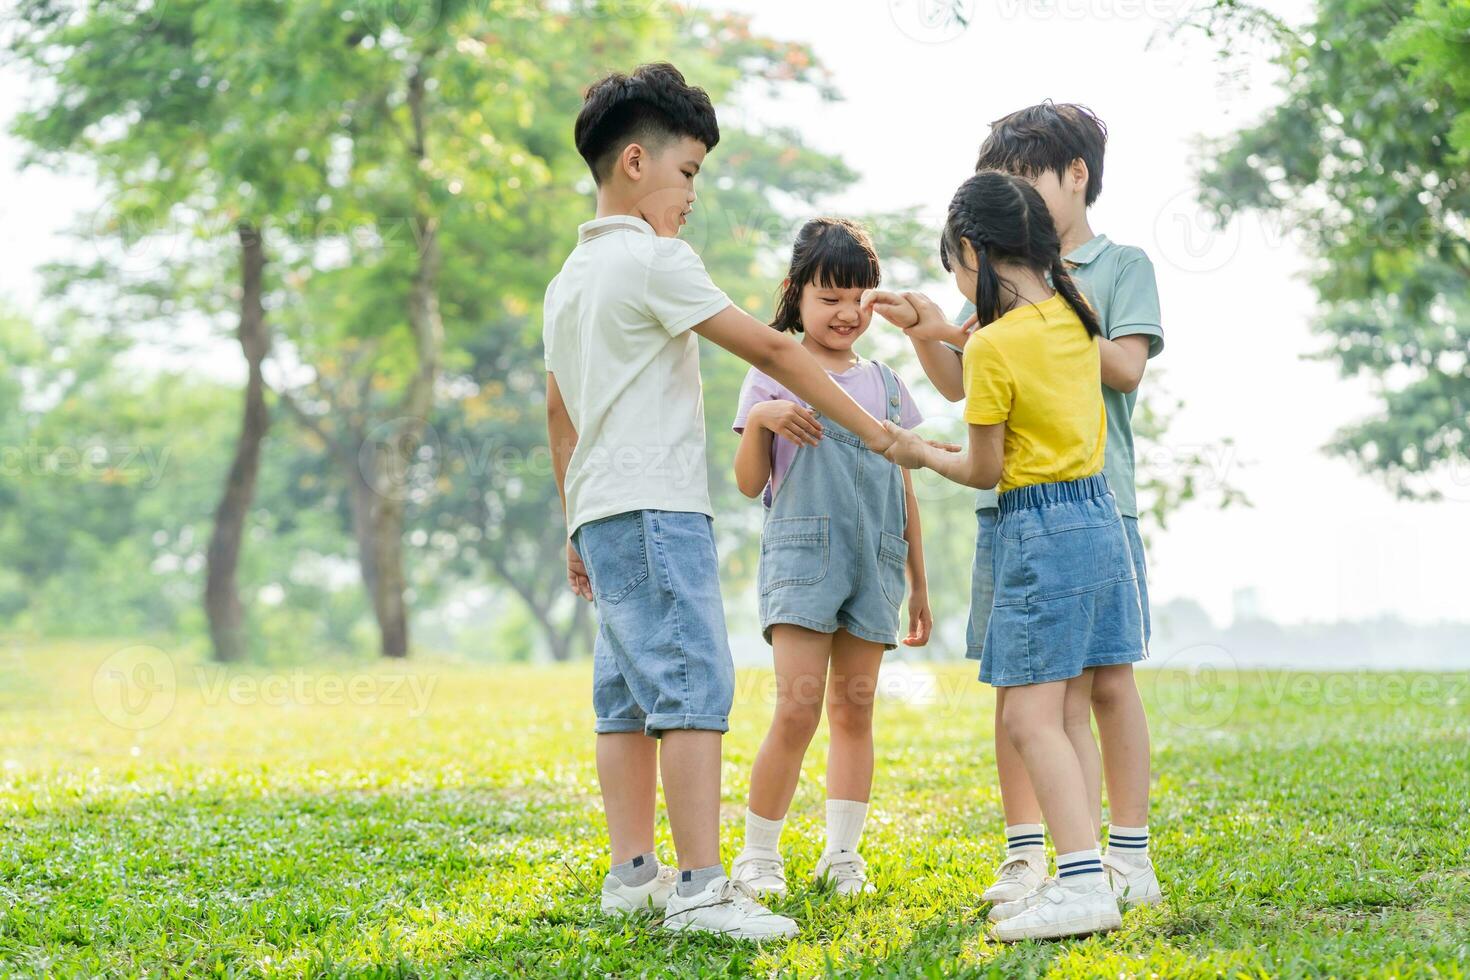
[729,218,931,899]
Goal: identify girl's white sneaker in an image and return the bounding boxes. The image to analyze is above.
[731,849,789,898]
[991,876,1122,943]
[662,876,799,940]
[814,849,875,896]
[987,875,1050,923]
[982,853,1048,903]
[1102,854,1164,908]
[600,863,678,914]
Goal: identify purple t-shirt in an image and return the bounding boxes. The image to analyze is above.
[732,360,924,507]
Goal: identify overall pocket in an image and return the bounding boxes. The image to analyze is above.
[877,531,909,607]
[758,516,829,595]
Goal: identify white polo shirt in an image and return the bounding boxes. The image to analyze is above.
[544,214,733,536]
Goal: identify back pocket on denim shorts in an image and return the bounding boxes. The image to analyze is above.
[1022,517,1132,603]
[877,531,909,607]
[758,516,829,595]
[582,512,650,604]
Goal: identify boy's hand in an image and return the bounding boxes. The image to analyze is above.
[567,541,593,601]
[750,399,823,446]
[860,289,918,329]
[903,587,932,647]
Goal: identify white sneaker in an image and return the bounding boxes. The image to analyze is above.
[987,875,1050,923]
[600,863,678,914]
[981,853,1048,903]
[662,876,799,940]
[991,876,1122,942]
[1102,854,1164,908]
[814,849,875,896]
[731,849,788,898]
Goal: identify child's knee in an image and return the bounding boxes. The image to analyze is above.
[772,699,823,744]
[826,698,873,738]
[1090,665,1136,709]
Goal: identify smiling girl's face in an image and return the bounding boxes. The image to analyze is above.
[797,279,873,352]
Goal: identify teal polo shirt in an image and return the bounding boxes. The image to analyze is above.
[954,234,1163,518]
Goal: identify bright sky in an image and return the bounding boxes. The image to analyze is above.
[2,0,1464,627]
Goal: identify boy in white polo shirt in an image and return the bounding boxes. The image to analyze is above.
[544,62,895,939]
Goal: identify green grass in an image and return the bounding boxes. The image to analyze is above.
[0,639,1467,977]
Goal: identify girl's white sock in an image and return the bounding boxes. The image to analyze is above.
[1107,824,1150,867]
[744,808,785,855]
[1055,848,1105,889]
[825,798,869,856]
[1004,822,1046,859]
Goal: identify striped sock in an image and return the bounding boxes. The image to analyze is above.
[1004,823,1046,860]
[1055,848,1104,886]
[1107,824,1150,866]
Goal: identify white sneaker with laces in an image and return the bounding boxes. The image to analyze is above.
[988,875,1051,923]
[814,849,875,896]
[601,863,678,914]
[731,849,788,898]
[990,875,1122,942]
[662,876,799,939]
[981,853,1048,903]
[1102,854,1163,908]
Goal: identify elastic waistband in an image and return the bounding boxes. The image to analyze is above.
[998,473,1111,514]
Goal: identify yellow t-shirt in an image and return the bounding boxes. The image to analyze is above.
[962,293,1106,493]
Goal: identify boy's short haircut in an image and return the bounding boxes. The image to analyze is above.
[975,101,1108,206]
[574,62,720,185]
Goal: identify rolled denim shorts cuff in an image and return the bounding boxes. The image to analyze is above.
[593,716,647,734]
[644,712,729,736]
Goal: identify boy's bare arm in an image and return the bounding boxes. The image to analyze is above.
[693,305,891,453]
[546,372,592,600]
[1099,335,1150,394]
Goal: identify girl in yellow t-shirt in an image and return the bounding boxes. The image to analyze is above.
[865,170,1145,943]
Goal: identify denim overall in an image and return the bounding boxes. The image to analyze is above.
[756,362,909,650]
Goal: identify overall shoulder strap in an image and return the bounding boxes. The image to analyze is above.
[874,361,901,420]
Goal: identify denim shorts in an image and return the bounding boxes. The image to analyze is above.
[757,364,909,649]
[979,474,1146,687]
[572,510,734,736]
[968,509,1151,661]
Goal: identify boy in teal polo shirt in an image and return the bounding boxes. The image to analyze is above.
[900,102,1164,913]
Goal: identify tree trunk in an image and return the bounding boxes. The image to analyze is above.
[203,223,269,663]
[359,56,443,660]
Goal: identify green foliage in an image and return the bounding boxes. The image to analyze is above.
[1,644,1467,974]
[1197,0,1470,499]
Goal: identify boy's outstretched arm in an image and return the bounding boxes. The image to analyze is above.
[546,372,592,601]
[1099,335,1150,394]
[693,306,892,453]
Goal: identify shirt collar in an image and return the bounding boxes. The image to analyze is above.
[1064,233,1111,266]
[578,213,655,242]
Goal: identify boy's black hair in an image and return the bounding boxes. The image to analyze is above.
[941,170,1100,337]
[574,62,720,185]
[975,101,1108,206]
[770,218,881,333]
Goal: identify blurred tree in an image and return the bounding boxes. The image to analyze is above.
[1195,0,1470,499]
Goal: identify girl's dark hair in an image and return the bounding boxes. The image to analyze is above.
[940,170,1101,337]
[770,218,881,333]
[575,63,720,186]
[975,101,1108,206]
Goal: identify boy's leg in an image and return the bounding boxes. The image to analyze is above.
[660,729,723,871]
[597,733,659,864]
[746,625,832,820]
[1063,672,1104,841]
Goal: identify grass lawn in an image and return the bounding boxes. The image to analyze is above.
[0,639,1467,977]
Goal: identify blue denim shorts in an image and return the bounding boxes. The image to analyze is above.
[572,510,734,736]
[968,509,1151,662]
[979,474,1146,687]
